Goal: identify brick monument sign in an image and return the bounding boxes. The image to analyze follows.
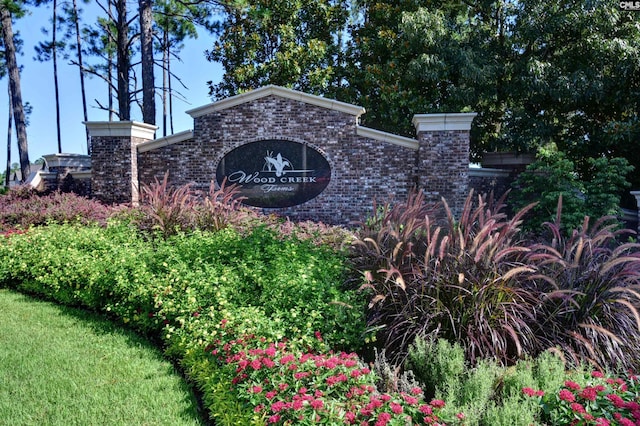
[85,85,476,225]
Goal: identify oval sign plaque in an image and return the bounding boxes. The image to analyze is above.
[216,140,331,208]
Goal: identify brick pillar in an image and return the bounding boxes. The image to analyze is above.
[413,113,476,217]
[85,121,157,204]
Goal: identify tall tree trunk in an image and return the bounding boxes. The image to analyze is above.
[168,46,173,134]
[139,0,155,125]
[1,4,30,182]
[53,0,62,153]
[5,82,12,188]
[108,0,114,121]
[72,0,90,152]
[116,0,130,120]
[162,29,168,136]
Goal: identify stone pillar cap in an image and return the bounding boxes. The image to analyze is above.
[84,121,157,140]
[412,113,477,132]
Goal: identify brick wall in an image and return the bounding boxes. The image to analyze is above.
[87,122,156,204]
[89,87,476,225]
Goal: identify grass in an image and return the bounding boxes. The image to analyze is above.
[0,289,206,426]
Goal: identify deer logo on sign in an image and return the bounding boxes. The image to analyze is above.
[264,151,292,177]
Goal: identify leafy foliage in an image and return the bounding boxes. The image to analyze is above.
[0,222,463,425]
[510,143,633,234]
[406,337,565,426]
[207,0,349,98]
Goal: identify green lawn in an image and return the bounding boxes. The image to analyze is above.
[0,289,206,426]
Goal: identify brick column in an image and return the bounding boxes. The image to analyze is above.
[413,113,476,217]
[85,121,157,204]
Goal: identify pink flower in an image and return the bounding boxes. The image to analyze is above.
[375,412,392,426]
[456,412,466,420]
[522,387,538,397]
[267,414,280,423]
[565,380,581,391]
[592,370,604,378]
[595,418,611,426]
[280,354,295,364]
[266,390,277,400]
[607,393,625,408]
[368,396,383,409]
[411,387,423,395]
[419,404,433,415]
[310,399,324,410]
[345,359,357,368]
[619,418,635,426]
[251,385,263,394]
[430,399,445,409]
[402,394,419,405]
[250,358,262,370]
[265,345,276,357]
[271,401,286,412]
[345,411,356,424]
[262,358,275,368]
[559,389,576,402]
[579,386,598,401]
[625,401,640,411]
[315,331,323,341]
[570,402,586,414]
[390,402,403,414]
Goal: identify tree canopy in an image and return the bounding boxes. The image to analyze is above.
[2,0,640,200]
[208,0,640,199]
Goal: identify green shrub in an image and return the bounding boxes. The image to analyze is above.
[510,143,633,234]
[406,336,569,425]
[0,221,459,425]
[406,338,500,425]
[0,221,366,353]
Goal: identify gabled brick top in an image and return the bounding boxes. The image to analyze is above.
[185,85,366,119]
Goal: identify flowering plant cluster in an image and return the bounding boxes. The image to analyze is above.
[208,325,462,425]
[523,370,640,425]
[0,229,26,237]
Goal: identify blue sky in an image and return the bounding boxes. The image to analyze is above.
[1,3,223,169]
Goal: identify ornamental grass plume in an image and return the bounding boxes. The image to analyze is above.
[352,189,539,365]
